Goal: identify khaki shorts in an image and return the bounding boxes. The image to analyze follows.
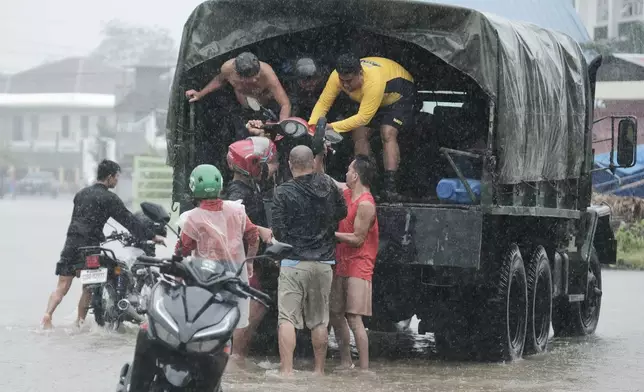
[330,276,373,317]
[278,262,333,330]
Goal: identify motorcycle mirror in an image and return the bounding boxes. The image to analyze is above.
[324,129,343,144]
[140,202,171,224]
[281,120,307,138]
[246,97,261,111]
[264,240,294,260]
[311,117,327,155]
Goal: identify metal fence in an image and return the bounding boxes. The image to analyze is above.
[132,155,178,226]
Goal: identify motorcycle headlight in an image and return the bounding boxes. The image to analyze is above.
[185,339,222,353]
[152,319,181,348]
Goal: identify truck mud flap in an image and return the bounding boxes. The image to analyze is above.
[376,205,483,269]
[588,204,616,265]
[567,207,606,296]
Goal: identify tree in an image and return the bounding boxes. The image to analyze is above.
[89,19,178,67]
[582,21,644,55]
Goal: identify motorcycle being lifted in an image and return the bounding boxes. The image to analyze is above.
[244,96,343,183]
[116,202,294,392]
[77,213,167,330]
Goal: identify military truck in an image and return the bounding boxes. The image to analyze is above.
[165,0,638,361]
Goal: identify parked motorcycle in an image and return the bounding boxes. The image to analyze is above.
[116,202,293,392]
[78,230,162,330]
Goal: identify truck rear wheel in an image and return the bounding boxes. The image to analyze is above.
[552,248,602,337]
[524,246,552,355]
[480,243,528,361]
[436,244,528,362]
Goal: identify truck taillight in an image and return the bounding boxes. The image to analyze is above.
[85,255,100,268]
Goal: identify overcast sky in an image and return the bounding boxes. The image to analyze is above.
[0,0,204,74]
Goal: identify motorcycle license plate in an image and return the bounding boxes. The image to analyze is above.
[80,267,108,285]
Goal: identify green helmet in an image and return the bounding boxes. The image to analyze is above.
[189,164,223,199]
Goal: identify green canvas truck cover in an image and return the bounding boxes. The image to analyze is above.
[166,0,589,195]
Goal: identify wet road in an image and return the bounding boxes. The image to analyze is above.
[2,197,644,392]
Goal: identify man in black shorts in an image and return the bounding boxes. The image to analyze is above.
[41,160,165,329]
[308,54,417,200]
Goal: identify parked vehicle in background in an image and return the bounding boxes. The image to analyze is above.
[16,171,59,198]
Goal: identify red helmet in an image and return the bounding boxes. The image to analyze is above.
[227,137,277,178]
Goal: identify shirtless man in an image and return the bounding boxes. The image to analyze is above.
[185,52,292,121]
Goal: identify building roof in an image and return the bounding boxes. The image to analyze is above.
[3,57,124,95]
[115,66,172,113]
[115,90,169,113]
[612,53,644,67]
[595,53,644,83]
[426,0,591,43]
[0,93,115,109]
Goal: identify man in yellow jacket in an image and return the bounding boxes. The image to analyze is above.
[308,54,416,200]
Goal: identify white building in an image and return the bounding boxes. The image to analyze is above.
[574,0,644,40]
[0,57,123,188]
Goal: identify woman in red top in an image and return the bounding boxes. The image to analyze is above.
[328,154,379,373]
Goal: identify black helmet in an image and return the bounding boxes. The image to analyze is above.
[134,210,167,238]
[295,57,321,79]
[234,52,261,78]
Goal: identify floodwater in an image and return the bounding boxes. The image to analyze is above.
[1,197,644,392]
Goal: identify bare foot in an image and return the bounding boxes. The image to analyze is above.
[230,354,246,366]
[41,314,53,330]
[228,354,260,372]
[266,369,295,380]
[334,363,355,372]
[311,371,325,378]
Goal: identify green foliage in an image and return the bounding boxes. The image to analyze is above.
[616,220,644,269]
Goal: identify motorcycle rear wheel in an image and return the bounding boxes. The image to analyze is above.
[93,283,121,331]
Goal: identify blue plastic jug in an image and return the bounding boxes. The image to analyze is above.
[436,178,481,204]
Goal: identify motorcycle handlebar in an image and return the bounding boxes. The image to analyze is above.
[224,280,272,307]
[105,232,156,247]
[245,285,272,304]
[137,255,163,264]
[105,232,128,241]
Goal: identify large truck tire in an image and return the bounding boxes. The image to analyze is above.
[552,248,602,337]
[479,243,528,361]
[524,246,553,355]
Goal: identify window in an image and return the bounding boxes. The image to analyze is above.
[12,116,24,141]
[31,115,39,139]
[597,0,609,23]
[80,115,89,138]
[594,26,609,40]
[61,115,70,138]
[621,0,644,18]
[618,21,640,36]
